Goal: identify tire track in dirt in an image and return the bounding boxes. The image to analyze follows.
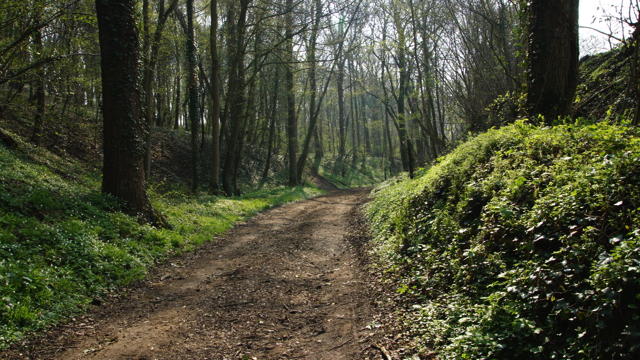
[17,187,386,359]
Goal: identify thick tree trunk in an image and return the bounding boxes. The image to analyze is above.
[96,0,165,226]
[526,0,579,123]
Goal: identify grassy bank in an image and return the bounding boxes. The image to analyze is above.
[0,134,322,348]
[366,120,640,359]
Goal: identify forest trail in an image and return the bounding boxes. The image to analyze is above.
[25,187,388,360]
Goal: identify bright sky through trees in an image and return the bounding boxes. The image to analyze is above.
[580,0,636,54]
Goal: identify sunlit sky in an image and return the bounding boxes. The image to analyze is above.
[580,0,636,54]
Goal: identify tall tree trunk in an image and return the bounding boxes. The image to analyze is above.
[312,0,324,171]
[407,138,415,179]
[262,73,279,180]
[394,9,410,172]
[187,0,200,193]
[31,26,45,146]
[222,0,251,196]
[209,0,221,194]
[296,0,321,181]
[362,94,371,155]
[96,0,165,226]
[233,50,258,195]
[384,103,394,172]
[156,93,164,126]
[174,76,181,130]
[526,0,579,123]
[142,0,178,180]
[349,62,357,166]
[337,57,346,161]
[285,0,298,186]
[142,0,151,178]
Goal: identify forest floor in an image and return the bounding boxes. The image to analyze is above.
[5,181,401,360]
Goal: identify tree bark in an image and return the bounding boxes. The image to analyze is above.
[174,76,181,130]
[337,57,346,161]
[142,0,178,180]
[31,24,45,146]
[526,0,579,123]
[187,0,200,193]
[285,0,298,186]
[262,72,279,180]
[222,0,251,196]
[209,0,221,194]
[394,9,410,172]
[96,0,165,226]
[296,0,322,182]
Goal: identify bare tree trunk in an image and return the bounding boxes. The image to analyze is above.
[209,0,221,194]
[96,0,165,226]
[362,93,371,157]
[526,0,579,123]
[262,73,279,180]
[222,0,251,196]
[394,8,410,172]
[296,0,322,181]
[174,76,180,130]
[31,27,45,146]
[142,0,178,180]
[186,0,200,193]
[285,0,298,186]
[337,57,346,161]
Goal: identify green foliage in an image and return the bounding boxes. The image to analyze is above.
[318,156,387,188]
[366,121,640,359]
[0,136,322,348]
[575,47,634,121]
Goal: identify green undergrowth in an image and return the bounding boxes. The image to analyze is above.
[318,155,387,188]
[366,120,640,359]
[0,133,322,348]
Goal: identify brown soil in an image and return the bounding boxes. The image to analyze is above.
[8,187,401,360]
[307,173,340,192]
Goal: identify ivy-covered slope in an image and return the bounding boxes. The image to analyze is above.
[366,121,640,359]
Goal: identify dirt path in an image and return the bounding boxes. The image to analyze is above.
[12,187,393,360]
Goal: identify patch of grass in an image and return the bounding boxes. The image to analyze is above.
[150,185,323,253]
[366,120,640,359]
[0,132,323,348]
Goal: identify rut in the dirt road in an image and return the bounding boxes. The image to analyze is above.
[18,188,388,360]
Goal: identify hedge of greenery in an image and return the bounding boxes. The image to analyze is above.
[0,137,322,348]
[366,121,640,359]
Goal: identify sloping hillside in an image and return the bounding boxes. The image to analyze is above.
[366,121,640,359]
[575,45,637,121]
